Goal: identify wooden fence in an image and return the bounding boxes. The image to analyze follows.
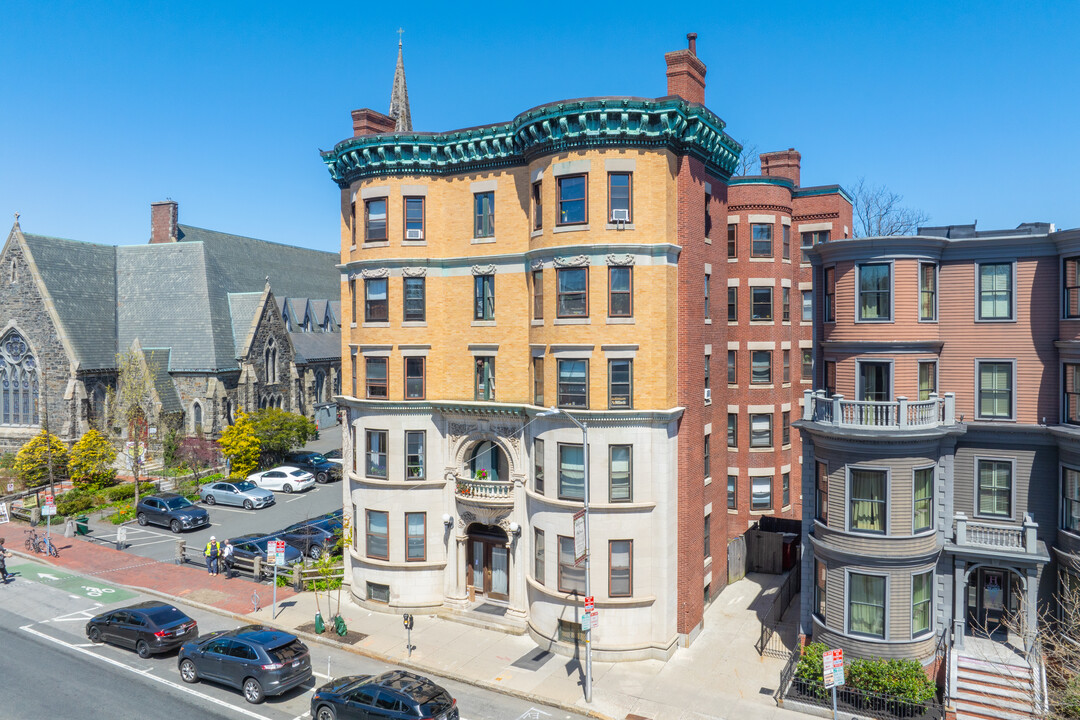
[175,541,344,589]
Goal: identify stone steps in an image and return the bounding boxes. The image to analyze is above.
[954,652,1037,720]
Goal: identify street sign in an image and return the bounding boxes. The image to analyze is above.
[42,495,56,516]
[822,648,844,688]
[0,501,8,524]
[580,611,598,631]
[271,540,286,566]
[5,481,13,493]
[584,596,594,612]
[573,510,586,566]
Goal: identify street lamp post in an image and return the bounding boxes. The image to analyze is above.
[538,406,591,703]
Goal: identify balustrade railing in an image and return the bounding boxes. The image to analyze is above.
[455,476,513,501]
[952,512,1039,554]
[802,391,955,430]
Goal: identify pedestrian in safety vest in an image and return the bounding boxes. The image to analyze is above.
[204,536,221,576]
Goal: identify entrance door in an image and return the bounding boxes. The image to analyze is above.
[968,567,1011,636]
[466,530,510,602]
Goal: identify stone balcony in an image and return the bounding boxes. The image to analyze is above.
[947,512,1049,562]
[801,390,957,431]
[454,476,514,507]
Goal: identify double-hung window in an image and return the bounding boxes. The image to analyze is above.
[727,350,737,384]
[704,515,711,559]
[558,536,585,592]
[366,430,388,478]
[1067,364,1080,424]
[403,277,425,322]
[919,361,937,401]
[782,349,791,384]
[533,356,544,406]
[474,275,495,320]
[609,540,632,597]
[705,192,712,238]
[815,560,827,619]
[727,287,737,321]
[557,359,588,408]
[824,267,836,321]
[782,224,790,260]
[405,430,425,480]
[558,444,585,501]
[919,263,937,321]
[751,350,772,384]
[750,413,772,448]
[751,287,772,321]
[534,528,545,584]
[474,357,495,401]
[534,439,545,494]
[609,445,632,502]
[1066,257,1080,318]
[366,357,388,399]
[815,461,828,523]
[404,357,424,399]
[849,573,886,638]
[782,472,790,507]
[532,181,543,230]
[609,267,632,317]
[532,270,544,320]
[556,268,588,317]
[404,197,424,240]
[704,274,710,319]
[704,434,711,480]
[782,287,791,322]
[912,571,932,637]
[366,510,388,559]
[405,513,426,561]
[751,476,772,510]
[802,290,812,321]
[727,223,737,258]
[802,230,829,248]
[978,262,1013,320]
[850,468,886,533]
[858,263,891,321]
[751,224,772,257]
[782,411,790,445]
[727,413,737,448]
[802,349,813,381]
[474,192,495,238]
[608,359,632,408]
[977,459,1012,518]
[365,198,387,242]
[557,175,587,225]
[608,173,632,222]
[913,467,933,532]
[1063,467,1080,533]
[727,475,737,509]
[977,361,1013,419]
[365,278,388,322]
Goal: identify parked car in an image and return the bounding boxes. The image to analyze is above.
[228,533,305,575]
[311,670,458,720]
[322,449,342,466]
[247,466,316,493]
[178,625,311,703]
[86,601,198,658]
[199,480,275,510]
[136,493,210,533]
[277,516,344,559]
[284,451,340,483]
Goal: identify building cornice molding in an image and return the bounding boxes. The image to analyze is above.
[819,340,944,354]
[340,397,684,426]
[322,96,741,187]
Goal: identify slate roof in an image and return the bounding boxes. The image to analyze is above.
[307,300,329,330]
[289,332,341,362]
[142,348,182,414]
[227,292,264,357]
[21,234,118,371]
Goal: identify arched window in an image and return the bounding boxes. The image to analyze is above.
[192,402,203,434]
[314,370,326,403]
[468,441,508,483]
[264,338,277,384]
[10,259,16,283]
[0,330,39,426]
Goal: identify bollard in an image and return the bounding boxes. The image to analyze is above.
[292,564,303,592]
[176,540,186,566]
[253,556,262,579]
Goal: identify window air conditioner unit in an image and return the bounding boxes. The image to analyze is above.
[406,229,424,240]
[704,388,712,401]
[611,209,630,223]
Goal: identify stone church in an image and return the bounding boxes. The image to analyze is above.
[0,201,342,450]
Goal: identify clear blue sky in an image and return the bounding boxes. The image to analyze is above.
[2,1,1077,251]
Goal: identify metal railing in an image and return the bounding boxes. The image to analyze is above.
[953,512,1039,554]
[785,674,944,720]
[933,628,951,704]
[756,560,801,658]
[455,477,513,501]
[803,391,956,430]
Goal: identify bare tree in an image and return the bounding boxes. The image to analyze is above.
[737,143,759,176]
[113,347,158,510]
[851,177,930,237]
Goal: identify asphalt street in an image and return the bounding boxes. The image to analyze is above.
[0,556,589,720]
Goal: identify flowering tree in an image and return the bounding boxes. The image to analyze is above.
[15,431,69,488]
[218,412,260,478]
[68,428,117,490]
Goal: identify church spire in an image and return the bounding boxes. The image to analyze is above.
[388,31,412,132]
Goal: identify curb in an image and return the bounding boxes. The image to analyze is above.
[6,548,614,720]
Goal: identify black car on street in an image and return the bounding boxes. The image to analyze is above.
[284,451,340,483]
[86,601,198,658]
[136,493,210,533]
[311,670,458,720]
[178,625,311,703]
[278,514,345,559]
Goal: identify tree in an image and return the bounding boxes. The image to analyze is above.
[218,412,260,478]
[850,177,930,238]
[14,431,69,489]
[249,408,317,464]
[113,347,158,509]
[736,143,759,176]
[176,435,219,482]
[68,428,117,490]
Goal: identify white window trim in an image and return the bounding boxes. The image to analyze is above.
[845,465,890,535]
[972,454,1016,522]
[975,260,1017,323]
[844,568,890,641]
[910,569,934,639]
[912,464,937,535]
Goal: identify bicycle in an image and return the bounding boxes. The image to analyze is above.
[24,528,38,551]
[24,528,60,558]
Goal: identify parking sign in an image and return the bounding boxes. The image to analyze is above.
[272,540,286,566]
[822,648,844,688]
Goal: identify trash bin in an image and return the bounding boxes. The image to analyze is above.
[781,533,798,571]
[75,516,90,536]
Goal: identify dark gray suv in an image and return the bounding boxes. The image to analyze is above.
[136,493,210,533]
[284,452,340,483]
[178,626,311,703]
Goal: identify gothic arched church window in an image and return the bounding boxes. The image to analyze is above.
[0,330,40,426]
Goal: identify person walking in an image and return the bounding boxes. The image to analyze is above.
[221,540,234,579]
[204,536,221,576]
[0,538,12,583]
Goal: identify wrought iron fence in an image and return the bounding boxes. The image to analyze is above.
[785,673,944,720]
[756,561,801,658]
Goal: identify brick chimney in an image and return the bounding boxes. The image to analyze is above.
[351,108,396,137]
[760,148,802,187]
[150,200,178,244]
[665,32,707,105]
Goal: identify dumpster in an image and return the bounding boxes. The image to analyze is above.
[75,516,90,536]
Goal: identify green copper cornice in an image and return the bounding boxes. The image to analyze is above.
[321,97,742,187]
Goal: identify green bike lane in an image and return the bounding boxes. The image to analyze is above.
[5,561,138,602]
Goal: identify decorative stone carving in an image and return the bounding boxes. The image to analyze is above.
[606,253,636,266]
[456,506,511,529]
[471,264,497,276]
[444,469,458,484]
[401,266,427,277]
[554,255,590,268]
[530,258,545,271]
[491,424,521,451]
[360,267,390,279]
[447,421,476,444]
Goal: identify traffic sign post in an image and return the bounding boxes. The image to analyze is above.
[822,648,844,720]
[269,540,286,620]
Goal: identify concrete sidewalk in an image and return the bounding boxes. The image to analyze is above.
[12,534,805,720]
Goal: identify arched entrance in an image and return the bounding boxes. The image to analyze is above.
[466,523,510,602]
[966,566,1023,637]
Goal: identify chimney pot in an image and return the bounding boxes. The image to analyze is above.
[687,33,697,55]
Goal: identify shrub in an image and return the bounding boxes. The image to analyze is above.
[0,451,16,470]
[109,502,135,525]
[101,481,156,502]
[14,431,69,487]
[69,429,118,491]
[218,413,260,477]
[56,492,95,516]
[847,657,936,704]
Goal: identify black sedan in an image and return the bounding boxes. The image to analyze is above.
[311,670,458,720]
[278,515,344,559]
[179,626,311,703]
[136,493,210,533]
[229,534,305,577]
[86,601,198,658]
[284,451,341,483]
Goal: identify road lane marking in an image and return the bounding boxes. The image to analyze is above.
[20,625,277,720]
